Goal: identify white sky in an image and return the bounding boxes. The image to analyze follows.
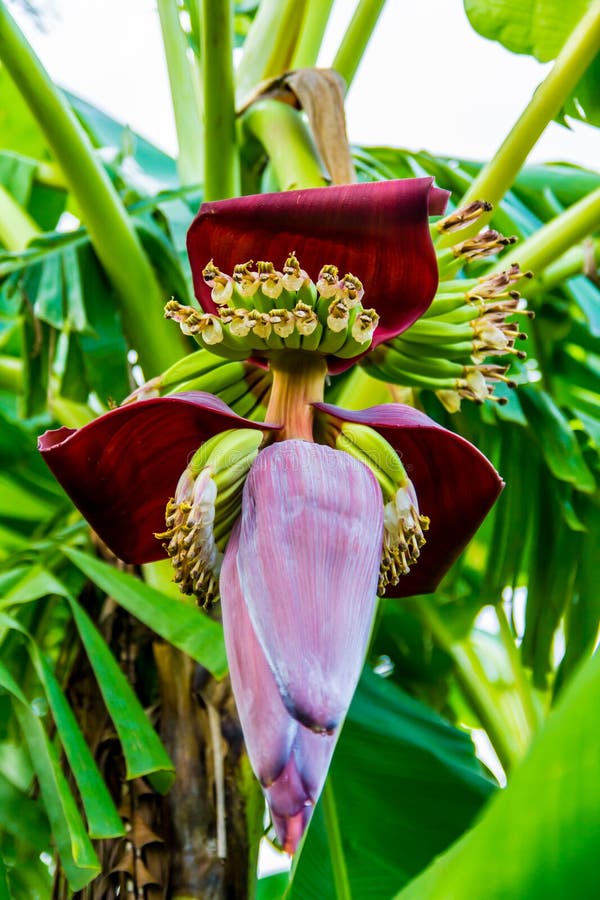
[11,0,599,172]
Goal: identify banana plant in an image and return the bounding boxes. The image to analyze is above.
[0,0,598,897]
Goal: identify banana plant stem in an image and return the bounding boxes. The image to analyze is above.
[235,0,307,106]
[242,99,328,191]
[332,0,387,90]
[291,0,336,69]
[323,778,352,900]
[201,0,240,200]
[442,0,600,243]
[0,2,185,377]
[532,239,599,292]
[157,0,204,185]
[491,185,600,275]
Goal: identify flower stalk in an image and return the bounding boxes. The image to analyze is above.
[266,351,327,441]
[0,2,184,376]
[495,603,542,735]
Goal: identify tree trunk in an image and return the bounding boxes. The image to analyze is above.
[58,596,261,899]
[154,643,261,899]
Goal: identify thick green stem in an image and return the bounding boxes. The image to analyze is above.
[332,0,387,90]
[0,2,184,377]
[157,0,204,185]
[532,239,599,291]
[0,184,39,250]
[201,0,240,200]
[235,0,308,105]
[291,0,336,69]
[323,778,352,900]
[491,185,600,275]
[243,99,328,191]
[415,600,522,774]
[455,1,600,221]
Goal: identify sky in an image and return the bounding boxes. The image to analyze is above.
[10,0,599,172]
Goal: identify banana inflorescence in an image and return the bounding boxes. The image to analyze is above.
[364,200,534,410]
[164,253,380,363]
[155,427,264,605]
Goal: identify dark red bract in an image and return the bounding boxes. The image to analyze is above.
[187,178,449,359]
[314,402,504,596]
[38,392,279,564]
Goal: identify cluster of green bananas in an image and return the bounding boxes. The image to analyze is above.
[364,202,534,410]
[125,349,272,422]
[155,427,264,606]
[164,252,380,361]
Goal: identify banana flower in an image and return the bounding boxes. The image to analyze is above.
[39,179,502,852]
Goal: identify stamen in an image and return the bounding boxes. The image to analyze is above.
[202,261,234,305]
[467,263,526,299]
[154,468,222,605]
[282,252,308,291]
[294,301,319,335]
[233,261,260,298]
[270,308,295,338]
[453,230,517,260]
[217,305,234,324]
[317,265,340,299]
[257,261,283,299]
[337,273,364,308]
[351,309,380,344]
[249,309,272,339]
[327,299,349,333]
[437,200,493,233]
[164,300,211,337]
[379,481,429,594]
